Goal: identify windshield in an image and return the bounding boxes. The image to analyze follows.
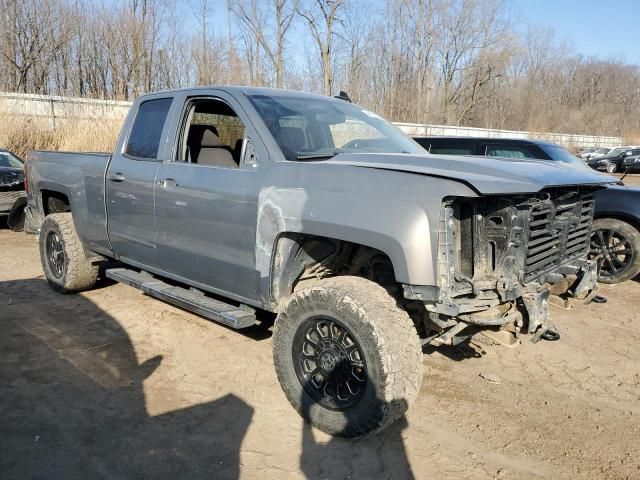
[594,148,610,154]
[0,151,23,169]
[608,148,625,156]
[539,145,585,166]
[248,94,424,160]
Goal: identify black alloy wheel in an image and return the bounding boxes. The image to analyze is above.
[46,231,65,278]
[590,228,634,281]
[292,316,367,410]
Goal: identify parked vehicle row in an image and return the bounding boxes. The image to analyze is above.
[579,147,613,160]
[20,86,616,439]
[414,136,640,284]
[586,147,640,173]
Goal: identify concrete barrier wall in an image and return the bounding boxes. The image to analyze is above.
[0,92,624,148]
[0,92,130,128]
[394,122,623,148]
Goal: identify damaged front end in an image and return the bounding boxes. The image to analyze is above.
[407,187,600,346]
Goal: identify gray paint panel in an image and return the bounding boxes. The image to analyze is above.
[27,151,111,254]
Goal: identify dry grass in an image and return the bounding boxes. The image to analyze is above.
[0,116,122,159]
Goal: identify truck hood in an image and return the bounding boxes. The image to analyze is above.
[322,153,615,194]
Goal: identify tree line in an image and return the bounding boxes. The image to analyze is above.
[1,0,639,139]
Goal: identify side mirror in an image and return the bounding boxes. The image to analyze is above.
[243,139,258,168]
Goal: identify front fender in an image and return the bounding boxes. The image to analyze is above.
[255,170,477,289]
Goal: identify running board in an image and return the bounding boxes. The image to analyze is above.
[106,268,256,329]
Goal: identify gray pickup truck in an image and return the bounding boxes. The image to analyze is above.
[25,86,613,437]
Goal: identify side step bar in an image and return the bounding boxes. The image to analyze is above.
[106,268,256,329]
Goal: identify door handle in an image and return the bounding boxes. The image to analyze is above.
[108,173,126,183]
[159,178,178,188]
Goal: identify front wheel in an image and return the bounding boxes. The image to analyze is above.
[590,218,640,284]
[272,276,423,438]
[39,213,98,292]
[606,162,618,173]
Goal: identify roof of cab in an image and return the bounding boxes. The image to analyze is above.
[136,85,342,103]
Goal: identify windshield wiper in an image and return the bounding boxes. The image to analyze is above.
[295,153,337,161]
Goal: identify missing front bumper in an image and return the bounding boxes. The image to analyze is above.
[418,261,600,347]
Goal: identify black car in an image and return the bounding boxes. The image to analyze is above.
[413,136,640,283]
[587,147,640,173]
[0,148,27,230]
[415,136,585,166]
[621,152,640,172]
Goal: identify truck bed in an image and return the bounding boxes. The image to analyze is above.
[26,150,112,256]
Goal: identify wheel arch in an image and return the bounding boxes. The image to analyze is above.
[268,232,399,309]
[593,212,640,233]
[41,189,71,215]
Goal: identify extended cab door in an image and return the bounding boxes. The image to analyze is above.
[106,96,175,266]
[153,92,264,303]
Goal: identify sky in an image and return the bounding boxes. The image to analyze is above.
[511,0,640,65]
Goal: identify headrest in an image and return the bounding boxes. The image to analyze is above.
[190,125,220,148]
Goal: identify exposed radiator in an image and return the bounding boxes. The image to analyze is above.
[524,191,594,282]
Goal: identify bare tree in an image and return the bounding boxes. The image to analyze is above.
[0,0,73,93]
[435,0,510,124]
[0,0,639,141]
[232,0,297,88]
[297,0,346,95]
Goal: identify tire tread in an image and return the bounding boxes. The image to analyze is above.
[39,213,98,292]
[273,276,423,438]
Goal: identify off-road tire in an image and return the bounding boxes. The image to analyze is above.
[591,218,640,284]
[39,213,98,293]
[272,276,423,438]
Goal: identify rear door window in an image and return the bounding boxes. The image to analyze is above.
[485,145,536,159]
[125,98,173,159]
[428,140,475,155]
[429,146,475,155]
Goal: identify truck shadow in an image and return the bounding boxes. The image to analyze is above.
[298,371,415,478]
[300,413,416,480]
[0,278,253,480]
[422,341,485,361]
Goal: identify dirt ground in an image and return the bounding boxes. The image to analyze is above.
[1,227,639,480]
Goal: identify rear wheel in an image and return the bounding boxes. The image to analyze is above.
[39,213,98,292]
[272,276,423,438]
[590,218,640,284]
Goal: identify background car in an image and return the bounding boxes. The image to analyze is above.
[621,151,640,172]
[584,147,613,160]
[413,136,640,283]
[586,147,640,173]
[578,147,597,159]
[0,148,26,230]
[414,136,588,167]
